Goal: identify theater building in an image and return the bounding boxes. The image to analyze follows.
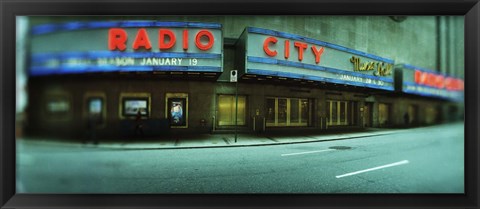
[22,16,464,139]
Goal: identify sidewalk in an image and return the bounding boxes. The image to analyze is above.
[21,127,408,150]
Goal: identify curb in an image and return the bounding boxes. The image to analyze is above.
[91,132,397,150]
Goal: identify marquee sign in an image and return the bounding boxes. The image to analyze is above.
[29,21,223,76]
[237,27,395,91]
[396,64,464,101]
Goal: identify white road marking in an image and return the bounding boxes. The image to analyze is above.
[335,160,410,179]
[281,149,334,156]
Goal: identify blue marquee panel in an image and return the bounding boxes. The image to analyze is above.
[30,51,222,76]
[247,68,394,91]
[30,66,222,76]
[247,27,394,64]
[32,21,223,36]
[31,51,221,64]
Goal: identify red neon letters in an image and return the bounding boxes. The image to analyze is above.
[414,70,464,91]
[108,28,215,51]
[159,29,176,50]
[132,29,152,50]
[183,30,188,50]
[108,28,128,51]
[195,30,214,51]
[311,46,325,64]
[263,36,325,64]
[284,40,290,59]
[263,37,278,57]
[294,42,308,61]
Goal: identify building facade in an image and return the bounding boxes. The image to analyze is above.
[21,16,464,139]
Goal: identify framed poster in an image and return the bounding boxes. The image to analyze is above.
[123,98,149,117]
[118,92,151,119]
[168,98,186,127]
[165,93,188,128]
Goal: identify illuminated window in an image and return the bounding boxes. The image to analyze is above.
[327,100,350,126]
[266,98,275,124]
[266,97,310,127]
[278,99,287,125]
[290,99,299,123]
[218,95,246,126]
[88,98,103,114]
[301,99,309,124]
[122,98,149,117]
[46,98,70,115]
[378,103,391,127]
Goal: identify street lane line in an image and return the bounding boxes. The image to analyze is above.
[335,160,409,179]
[281,149,334,156]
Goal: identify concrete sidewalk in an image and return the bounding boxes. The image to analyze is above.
[20,127,410,150]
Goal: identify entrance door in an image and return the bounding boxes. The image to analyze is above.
[349,101,358,126]
[378,103,391,127]
[265,97,310,127]
[217,95,246,126]
[408,104,418,125]
[326,101,360,126]
[363,102,373,127]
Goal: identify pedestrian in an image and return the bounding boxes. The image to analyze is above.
[134,109,144,138]
[85,113,99,145]
[403,112,410,127]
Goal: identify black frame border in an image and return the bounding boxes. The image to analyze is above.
[1,0,479,209]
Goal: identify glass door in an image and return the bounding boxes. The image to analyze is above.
[265,97,310,127]
[327,100,349,126]
[217,95,246,126]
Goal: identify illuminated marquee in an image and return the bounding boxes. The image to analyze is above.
[414,70,464,91]
[238,27,395,91]
[29,21,223,76]
[398,64,464,101]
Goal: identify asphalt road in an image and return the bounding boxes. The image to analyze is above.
[16,123,464,193]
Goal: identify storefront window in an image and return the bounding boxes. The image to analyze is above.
[290,99,299,123]
[266,98,275,124]
[301,99,308,124]
[266,97,310,127]
[349,101,358,126]
[331,101,337,123]
[278,99,287,124]
[327,100,353,126]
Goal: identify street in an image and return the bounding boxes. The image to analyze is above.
[16,123,464,193]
